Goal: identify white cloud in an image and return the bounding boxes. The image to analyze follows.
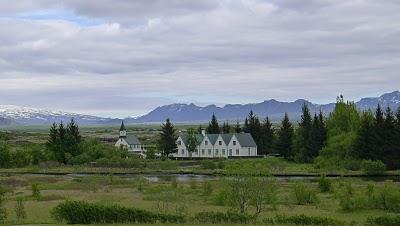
[0,0,399,117]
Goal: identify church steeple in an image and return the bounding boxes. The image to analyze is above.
[119,121,127,137]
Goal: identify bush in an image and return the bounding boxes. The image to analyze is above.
[361,160,386,175]
[52,200,185,224]
[294,182,318,205]
[318,175,333,193]
[194,211,253,224]
[31,183,40,200]
[366,215,400,226]
[15,197,27,222]
[266,214,343,226]
[375,182,400,212]
[201,160,217,170]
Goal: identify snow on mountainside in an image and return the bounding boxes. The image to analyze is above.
[0,105,117,125]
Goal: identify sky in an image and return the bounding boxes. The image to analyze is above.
[0,0,399,118]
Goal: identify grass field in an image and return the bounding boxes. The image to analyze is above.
[0,171,398,225]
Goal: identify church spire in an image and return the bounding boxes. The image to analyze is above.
[119,121,127,137]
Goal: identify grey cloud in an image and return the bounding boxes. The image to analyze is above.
[0,0,399,117]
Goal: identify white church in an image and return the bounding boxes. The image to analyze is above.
[172,130,257,159]
[114,121,145,157]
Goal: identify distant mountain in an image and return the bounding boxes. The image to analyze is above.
[0,105,118,125]
[128,91,400,123]
[0,117,13,126]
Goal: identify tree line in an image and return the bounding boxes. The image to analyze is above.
[158,96,400,169]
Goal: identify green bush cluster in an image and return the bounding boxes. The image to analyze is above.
[293,182,319,205]
[200,160,224,170]
[264,214,344,226]
[361,160,386,175]
[337,182,400,212]
[52,200,185,224]
[366,215,400,226]
[193,211,253,224]
[318,175,333,193]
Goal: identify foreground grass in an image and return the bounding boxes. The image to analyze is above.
[0,172,398,226]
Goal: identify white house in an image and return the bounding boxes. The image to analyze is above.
[172,130,257,158]
[115,121,144,156]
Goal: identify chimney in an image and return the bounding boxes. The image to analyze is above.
[201,129,206,136]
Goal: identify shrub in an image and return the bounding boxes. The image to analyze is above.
[201,160,217,170]
[366,215,400,226]
[293,182,318,205]
[52,200,185,224]
[266,214,343,226]
[15,197,27,222]
[361,160,386,175]
[202,181,213,196]
[0,187,7,223]
[194,211,253,224]
[375,182,400,213]
[31,183,41,200]
[318,174,333,193]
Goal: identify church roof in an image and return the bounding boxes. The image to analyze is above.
[119,121,126,131]
[178,133,256,147]
[122,134,141,145]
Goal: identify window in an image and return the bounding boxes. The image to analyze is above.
[205,140,208,145]
[222,149,226,155]
[178,140,181,145]
[208,149,212,155]
[202,149,205,155]
[233,141,236,146]
[229,149,232,156]
[219,141,222,145]
[236,149,239,155]
[215,149,219,155]
[181,149,185,154]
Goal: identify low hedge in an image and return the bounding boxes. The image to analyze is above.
[52,200,185,224]
[193,211,253,224]
[366,215,400,226]
[264,214,344,226]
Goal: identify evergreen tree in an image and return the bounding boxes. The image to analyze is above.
[309,111,326,158]
[243,111,263,153]
[234,120,241,133]
[46,122,59,154]
[275,113,294,158]
[353,111,375,159]
[57,122,67,163]
[158,118,178,158]
[293,103,313,162]
[66,118,82,158]
[186,128,199,158]
[222,121,231,133]
[370,104,385,160]
[383,107,398,168]
[207,113,221,134]
[261,117,274,155]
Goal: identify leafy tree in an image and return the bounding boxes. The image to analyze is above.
[0,143,12,168]
[261,117,274,155]
[186,128,199,158]
[207,114,220,134]
[275,113,294,158]
[158,118,178,158]
[316,96,360,168]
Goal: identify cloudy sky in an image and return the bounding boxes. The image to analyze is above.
[1,0,399,117]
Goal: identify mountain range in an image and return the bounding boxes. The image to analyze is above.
[127,91,400,123]
[0,91,399,125]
